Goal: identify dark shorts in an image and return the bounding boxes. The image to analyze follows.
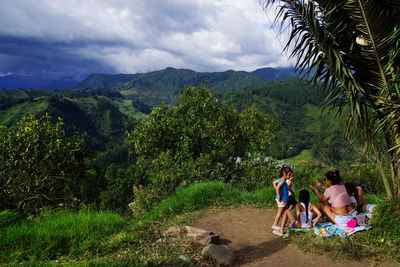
[288,195,297,207]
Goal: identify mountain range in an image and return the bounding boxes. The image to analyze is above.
[0,67,297,90]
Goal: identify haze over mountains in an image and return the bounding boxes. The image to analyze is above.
[0,67,297,90]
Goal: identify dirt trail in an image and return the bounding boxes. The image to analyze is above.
[193,207,394,267]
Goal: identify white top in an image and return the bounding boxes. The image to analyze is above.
[349,196,357,204]
[288,183,294,196]
[299,203,313,228]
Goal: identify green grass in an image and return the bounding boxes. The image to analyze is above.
[0,211,127,263]
[286,149,314,162]
[142,181,276,221]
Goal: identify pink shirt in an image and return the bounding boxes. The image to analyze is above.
[324,184,350,207]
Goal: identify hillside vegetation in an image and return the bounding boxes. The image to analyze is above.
[1,68,397,265]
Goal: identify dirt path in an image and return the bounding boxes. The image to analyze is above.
[193,207,394,267]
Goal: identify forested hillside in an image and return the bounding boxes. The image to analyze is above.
[0,72,351,164]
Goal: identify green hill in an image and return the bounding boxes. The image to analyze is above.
[216,77,350,160]
[75,67,271,106]
[0,73,352,164]
[0,89,146,152]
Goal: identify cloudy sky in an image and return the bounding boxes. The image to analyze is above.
[0,0,290,80]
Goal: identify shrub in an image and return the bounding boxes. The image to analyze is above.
[0,114,92,215]
[100,163,147,213]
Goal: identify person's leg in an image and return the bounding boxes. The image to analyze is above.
[285,209,300,228]
[273,207,286,228]
[319,204,336,224]
[280,210,288,231]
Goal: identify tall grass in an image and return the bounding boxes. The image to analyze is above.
[142,181,276,221]
[0,211,127,263]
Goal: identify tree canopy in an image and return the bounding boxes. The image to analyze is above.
[126,84,278,212]
[262,0,400,197]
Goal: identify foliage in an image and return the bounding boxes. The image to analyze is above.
[217,78,354,160]
[127,84,278,212]
[0,114,93,215]
[262,0,400,196]
[229,155,279,191]
[100,164,147,213]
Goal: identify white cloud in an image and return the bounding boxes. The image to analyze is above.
[0,0,291,77]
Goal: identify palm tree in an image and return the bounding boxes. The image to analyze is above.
[261,0,400,197]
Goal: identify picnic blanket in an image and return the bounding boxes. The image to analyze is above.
[312,212,372,238]
[313,222,371,238]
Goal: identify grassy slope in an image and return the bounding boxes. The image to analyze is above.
[1,182,398,266]
[0,99,48,128]
[0,182,274,266]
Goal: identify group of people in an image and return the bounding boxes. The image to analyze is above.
[271,165,376,236]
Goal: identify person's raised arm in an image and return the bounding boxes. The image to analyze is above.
[313,180,327,191]
[310,185,328,203]
[272,179,279,189]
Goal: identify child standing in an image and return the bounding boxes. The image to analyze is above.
[273,171,296,210]
[275,189,322,236]
[272,165,292,231]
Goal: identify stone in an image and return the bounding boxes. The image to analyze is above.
[163,226,181,237]
[202,244,234,265]
[183,226,220,245]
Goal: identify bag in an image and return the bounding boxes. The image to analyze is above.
[355,213,370,226]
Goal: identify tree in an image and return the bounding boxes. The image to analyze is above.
[126,84,278,211]
[0,114,91,215]
[262,0,400,197]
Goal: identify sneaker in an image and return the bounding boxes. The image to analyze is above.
[272,229,283,236]
[272,225,280,230]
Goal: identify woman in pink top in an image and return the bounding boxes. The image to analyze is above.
[310,171,355,226]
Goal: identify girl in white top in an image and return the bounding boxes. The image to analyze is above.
[276,189,322,236]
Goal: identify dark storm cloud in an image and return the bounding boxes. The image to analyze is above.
[0,35,117,79]
[0,0,290,79]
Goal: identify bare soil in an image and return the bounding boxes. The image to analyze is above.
[193,207,395,267]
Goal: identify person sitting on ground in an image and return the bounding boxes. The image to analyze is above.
[273,189,322,236]
[310,171,355,226]
[345,182,376,213]
[344,182,358,211]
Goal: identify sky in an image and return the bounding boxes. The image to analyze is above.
[0,0,290,80]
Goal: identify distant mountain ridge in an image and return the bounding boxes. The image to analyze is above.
[0,67,298,90]
[247,67,298,80]
[75,67,298,90]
